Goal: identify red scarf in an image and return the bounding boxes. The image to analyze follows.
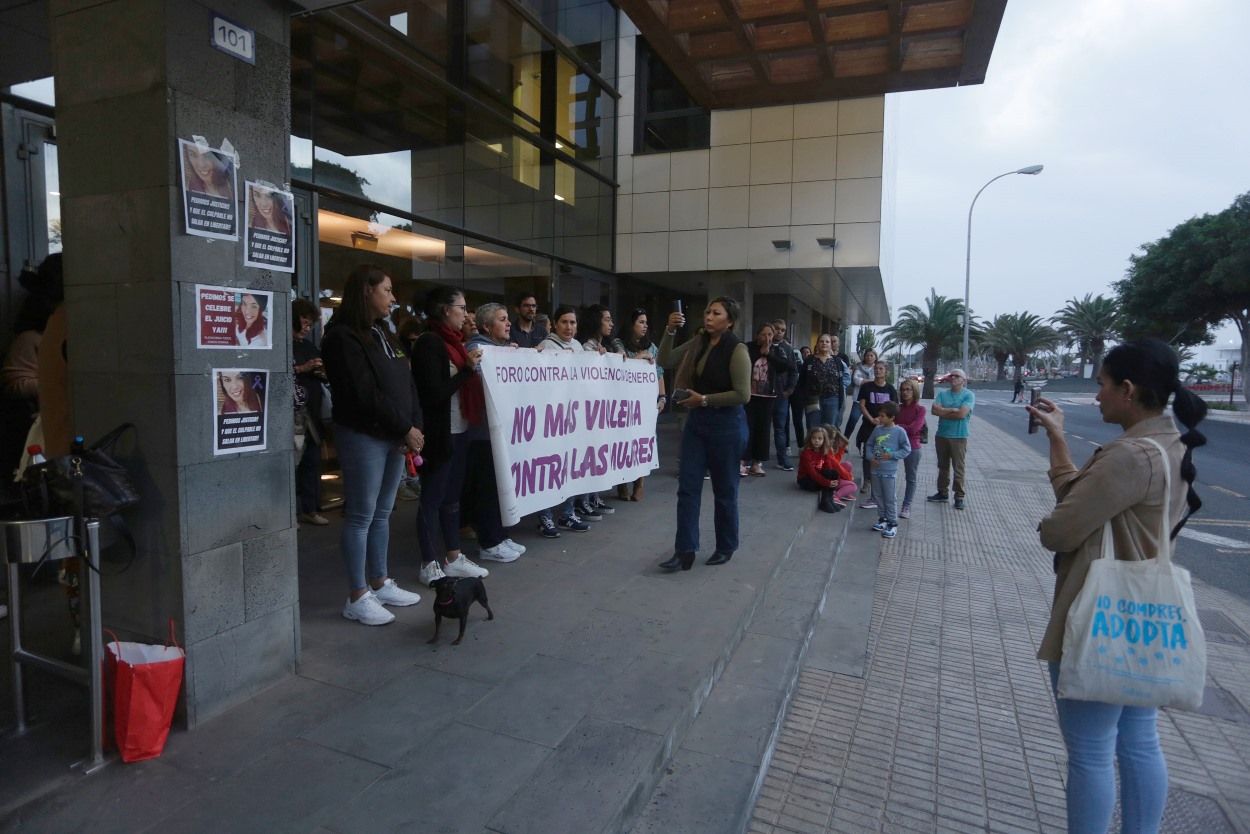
[431,320,485,426]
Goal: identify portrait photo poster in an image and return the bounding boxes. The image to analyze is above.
[178,138,238,240]
[243,181,296,273]
[195,284,274,350]
[212,369,268,455]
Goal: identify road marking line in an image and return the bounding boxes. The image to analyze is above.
[1217,549,1250,555]
[1071,434,1084,440]
[1210,485,1248,499]
[1180,529,1250,549]
[1087,440,1100,447]
[1189,519,1250,528]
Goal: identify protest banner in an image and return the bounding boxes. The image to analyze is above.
[212,369,268,455]
[179,139,238,240]
[479,347,661,525]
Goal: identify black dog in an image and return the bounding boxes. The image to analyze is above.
[427,576,493,646]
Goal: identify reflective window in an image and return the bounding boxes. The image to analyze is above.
[45,143,62,254]
[357,0,450,65]
[637,37,709,153]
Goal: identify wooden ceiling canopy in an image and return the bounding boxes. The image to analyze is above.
[619,0,1007,108]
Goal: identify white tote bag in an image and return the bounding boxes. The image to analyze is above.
[1058,437,1207,709]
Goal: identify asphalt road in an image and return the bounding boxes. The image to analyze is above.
[970,389,1250,605]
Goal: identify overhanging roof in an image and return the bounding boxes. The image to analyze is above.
[619,0,1007,108]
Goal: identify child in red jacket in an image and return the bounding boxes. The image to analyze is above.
[797,427,857,512]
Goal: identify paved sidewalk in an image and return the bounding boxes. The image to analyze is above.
[749,415,1250,834]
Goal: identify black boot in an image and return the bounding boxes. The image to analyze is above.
[659,552,695,572]
[818,489,839,513]
[706,551,733,566]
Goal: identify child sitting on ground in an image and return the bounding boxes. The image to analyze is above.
[866,402,911,539]
[826,429,858,507]
[798,427,857,513]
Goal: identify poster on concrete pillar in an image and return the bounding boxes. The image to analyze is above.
[213,369,268,455]
[242,181,295,273]
[195,284,273,349]
[178,139,238,240]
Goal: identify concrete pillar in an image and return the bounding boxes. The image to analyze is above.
[50,0,295,726]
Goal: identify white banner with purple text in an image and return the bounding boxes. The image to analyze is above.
[479,347,661,526]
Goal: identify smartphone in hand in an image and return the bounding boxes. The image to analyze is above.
[1027,387,1041,434]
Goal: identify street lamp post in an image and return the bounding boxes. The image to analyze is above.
[962,164,1044,374]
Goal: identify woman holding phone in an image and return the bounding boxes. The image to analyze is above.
[657,298,750,571]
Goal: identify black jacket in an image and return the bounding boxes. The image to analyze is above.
[411,330,472,470]
[774,340,801,395]
[746,342,793,398]
[321,324,422,442]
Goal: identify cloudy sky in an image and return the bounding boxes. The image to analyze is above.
[885,0,1250,343]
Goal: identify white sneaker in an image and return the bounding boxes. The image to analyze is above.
[343,592,395,626]
[445,553,489,578]
[372,578,421,607]
[479,543,520,563]
[502,538,526,556]
[419,561,447,586]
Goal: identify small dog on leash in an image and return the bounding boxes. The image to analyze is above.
[427,576,494,646]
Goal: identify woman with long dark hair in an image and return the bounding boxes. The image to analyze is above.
[321,265,426,625]
[741,322,792,477]
[1028,338,1207,834]
[234,292,270,347]
[657,298,750,571]
[579,304,624,355]
[618,308,667,501]
[217,370,262,413]
[411,286,490,586]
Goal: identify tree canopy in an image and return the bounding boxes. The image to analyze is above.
[1052,293,1119,372]
[1115,191,1250,399]
[879,290,967,398]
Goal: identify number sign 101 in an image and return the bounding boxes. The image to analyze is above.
[211,14,255,65]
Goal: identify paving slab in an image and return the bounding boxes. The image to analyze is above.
[632,748,759,834]
[486,717,663,834]
[321,722,553,834]
[301,665,492,767]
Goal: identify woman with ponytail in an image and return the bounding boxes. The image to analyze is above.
[1027,338,1206,834]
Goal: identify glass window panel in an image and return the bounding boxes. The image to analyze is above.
[467,0,546,129]
[45,143,62,254]
[356,0,450,65]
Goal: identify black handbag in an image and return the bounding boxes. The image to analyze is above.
[21,424,140,519]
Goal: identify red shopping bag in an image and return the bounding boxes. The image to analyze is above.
[105,622,185,763]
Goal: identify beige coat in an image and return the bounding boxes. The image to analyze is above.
[1037,414,1188,662]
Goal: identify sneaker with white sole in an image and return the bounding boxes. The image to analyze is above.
[445,554,489,578]
[502,538,526,556]
[537,517,560,538]
[558,515,590,532]
[343,592,395,626]
[882,525,898,539]
[872,519,889,532]
[372,578,421,607]
[861,499,879,509]
[419,560,447,586]
[899,503,911,519]
[591,495,614,514]
[479,543,520,563]
[575,501,603,521]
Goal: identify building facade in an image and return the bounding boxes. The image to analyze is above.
[0,0,1005,723]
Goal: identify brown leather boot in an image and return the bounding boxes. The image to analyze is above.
[631,479,644,501]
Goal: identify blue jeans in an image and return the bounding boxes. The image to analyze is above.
[772,395,792,464]
[539,498,576,525]
[418,432,469,565]
[902,446,921,506]
[676,406,748,554]
[870,471,898,524]
[335,424,405,592]
[818,395,843,430]
[1048,663,1167,834]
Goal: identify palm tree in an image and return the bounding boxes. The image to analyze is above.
[977,315,1015,382]
[1001,312,1061,384]
[1052,293,1119,372]
[879,290,967,398]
